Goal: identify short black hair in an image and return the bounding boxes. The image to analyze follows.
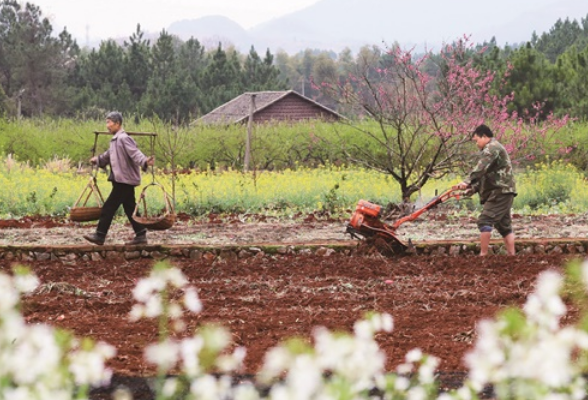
[472,124,493,138]
[106,111,123,125]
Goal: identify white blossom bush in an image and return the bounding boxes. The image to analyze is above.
[0,266,114,400]
[129,261,247,400]
[7,259,588,400]
[256,312,394,400]
[441,261,588,400]
[129,260,588,400]
[136,261,588,400]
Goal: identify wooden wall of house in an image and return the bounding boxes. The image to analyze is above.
[253,94,339,122]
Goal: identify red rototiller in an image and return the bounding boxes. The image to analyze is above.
[346,188,468,253]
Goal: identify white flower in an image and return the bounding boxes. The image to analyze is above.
[132,277,164,303]
[407,386,427,400]
[68,342,115,386]
[396,363,413,375]
[162,377,179,397]
[259,347,292,380]
[144,294,164,318]
[267,384,289,400]
[217,346,246,373]
[13,273,39,294]
[524,270,566,330]
[112,387,133,400]
[284,355,323,399]
[369,312,394,333]
[190,375,218,400]
[536,270,562,298]
[406,348,423,363]
[447,386,474,400]
[204,326,231,351]
[145,340,179,371]
[163,267,188,289]
[418,355,439,384]
[353,319,373,339]
[314,324,385,389]
[353,313,392,339]
[130,265,199,328]
[2,386,34,400]
[0,274,20,312]
[458,386,474,400]
[190,374,233,400]
[173,319,187,333]
[184,287,202,313]
[380,313,394,332]
[10,325,61,384]
[394,376,410,391]
[179,336,204,377]
[129,304,145,321]
[0,310,26,342]
[232,382,261,400]
[168,303,183,320]
[465,320,505,388]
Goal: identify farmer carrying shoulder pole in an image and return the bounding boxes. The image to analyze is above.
[83,111,155,246]
[453,124,517,256]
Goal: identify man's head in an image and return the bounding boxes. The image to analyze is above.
[472,124,493,150]
[106,111,123,134]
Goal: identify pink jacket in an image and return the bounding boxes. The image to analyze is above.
[97,130,149,186]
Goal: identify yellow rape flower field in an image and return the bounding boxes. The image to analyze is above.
[1,155,588,219]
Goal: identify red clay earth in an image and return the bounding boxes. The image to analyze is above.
[0,214,586,399]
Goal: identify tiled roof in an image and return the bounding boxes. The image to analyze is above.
[195,90,343,124]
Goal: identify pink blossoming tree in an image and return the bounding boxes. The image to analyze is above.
[317,37,569,201]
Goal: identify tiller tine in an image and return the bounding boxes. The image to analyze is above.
[346,200,409,252]
[346,188,467,253]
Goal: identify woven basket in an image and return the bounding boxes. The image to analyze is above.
[133,213,176,231]
[70,206,102,222]
[70,176,104,222]
[133,182,176,231]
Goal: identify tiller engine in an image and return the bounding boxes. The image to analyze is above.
[346,188,467,253]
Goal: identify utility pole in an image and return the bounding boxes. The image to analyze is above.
[16,88,25,121]
[244,93,256,172]
[300,75,305,96]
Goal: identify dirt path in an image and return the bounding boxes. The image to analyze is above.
[1,212,587,246]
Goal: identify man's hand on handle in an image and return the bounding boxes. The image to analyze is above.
[453,181,469,190]
[453,181,475,196]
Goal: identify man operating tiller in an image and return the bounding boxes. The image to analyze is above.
[453,124,517,256]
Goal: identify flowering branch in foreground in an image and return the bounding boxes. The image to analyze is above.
[135,261,588,400]
[0,266,114,400]
[7,259,588,400]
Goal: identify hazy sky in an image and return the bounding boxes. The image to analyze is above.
[32,0,321,42]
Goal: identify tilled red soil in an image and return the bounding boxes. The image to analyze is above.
[1,213,586,399]
[5,251,580,398]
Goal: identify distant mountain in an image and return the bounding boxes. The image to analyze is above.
[166,0,587,54]
[168,15,253,50]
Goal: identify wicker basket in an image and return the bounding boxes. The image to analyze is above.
[70,176,105,222]
[133,182,176,231]
[70,206,102,222]
[133,213,176,231]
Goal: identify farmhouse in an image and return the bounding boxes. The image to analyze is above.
[195,90,344,125]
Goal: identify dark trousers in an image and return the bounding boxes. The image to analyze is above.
[97,182,145,237]
[477,194,515,237]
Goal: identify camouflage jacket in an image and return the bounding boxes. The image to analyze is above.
[465,138,517,204]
